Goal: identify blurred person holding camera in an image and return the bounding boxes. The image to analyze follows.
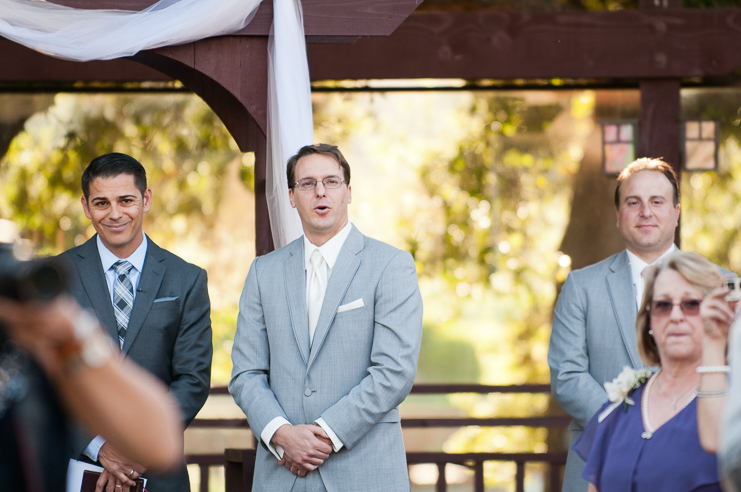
[0,219,182,492]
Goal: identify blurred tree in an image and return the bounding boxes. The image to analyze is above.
[680,89,741,272]
[0,93,253,384]
[0,95,54,170]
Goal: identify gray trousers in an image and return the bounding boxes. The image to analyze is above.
[290,471,327,492]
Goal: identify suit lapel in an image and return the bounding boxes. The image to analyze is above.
[307,227,363,369]
[121,240,166,355]
[606,250,642,367]
[75,237,118,341]
[285,239,310,365]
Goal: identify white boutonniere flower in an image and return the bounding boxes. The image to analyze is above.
[598,366,653,422]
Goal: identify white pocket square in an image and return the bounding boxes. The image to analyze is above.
[337,298,364,313]
[154,296,179,303]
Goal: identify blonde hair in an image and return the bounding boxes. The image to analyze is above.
[637,251,721,366]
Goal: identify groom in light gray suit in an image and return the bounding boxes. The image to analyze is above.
[230,143,423,492]
[548,158,682,492]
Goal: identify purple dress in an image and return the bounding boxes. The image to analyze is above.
[573,383,720,492]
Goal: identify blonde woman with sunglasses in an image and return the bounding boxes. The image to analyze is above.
[573,251,730,492]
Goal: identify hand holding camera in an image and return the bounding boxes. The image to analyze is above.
[700,279,740,345]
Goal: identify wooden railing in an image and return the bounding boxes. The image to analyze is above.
[186,384,569,492]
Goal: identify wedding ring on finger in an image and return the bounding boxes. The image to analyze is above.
[129,469,136,478]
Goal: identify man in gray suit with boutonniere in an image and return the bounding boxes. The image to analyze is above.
[548,158,682,492]
[62,153,212,492]
[230,143,423,492]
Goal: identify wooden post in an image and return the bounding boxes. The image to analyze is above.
[253,126,274,256]
[639,79,681,246]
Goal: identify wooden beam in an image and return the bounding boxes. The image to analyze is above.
[46,0,421,37]
[307,9,741,80]
[0,40,169,83]
[7,9,741,83]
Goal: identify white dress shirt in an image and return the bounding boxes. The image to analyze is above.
[262,222,353,460]
[626,243,676,309]
[82,233,148,462]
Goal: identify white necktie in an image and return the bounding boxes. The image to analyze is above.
[308,249,327,345]
[637,266,648,309]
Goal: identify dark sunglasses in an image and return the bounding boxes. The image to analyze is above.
[648,299,702,317]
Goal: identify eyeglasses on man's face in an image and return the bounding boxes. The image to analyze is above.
[648,299,703,317]
[293,176,347,191]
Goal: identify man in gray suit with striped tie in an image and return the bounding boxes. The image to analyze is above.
[62,153,212,492]
[230,144,423,491]
[548,158,683,492]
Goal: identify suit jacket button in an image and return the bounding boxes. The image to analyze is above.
[304,388,312,397]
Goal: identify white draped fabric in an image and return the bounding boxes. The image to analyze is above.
[0,0,314,248]
[0,0,262,61]
[267,0,310,247]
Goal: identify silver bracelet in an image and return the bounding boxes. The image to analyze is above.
[696,388,729,398]
[697,366,731,374]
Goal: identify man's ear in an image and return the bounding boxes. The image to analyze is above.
[674,203,680,226]
[288,188,296,209]
[347,184,352,204]
[615,206,620,227]
[142,188,153,213]
[81,196,92,220]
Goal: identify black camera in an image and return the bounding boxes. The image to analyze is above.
[0,243,68,302]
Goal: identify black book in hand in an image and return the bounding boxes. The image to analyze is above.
[80,470,145,492]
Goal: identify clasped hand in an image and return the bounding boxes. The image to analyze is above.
[272,424,333,477]
[96,442,147,492]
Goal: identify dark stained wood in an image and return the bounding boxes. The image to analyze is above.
[639,0,681,8]
[224,449,257,492]
[307,9,741,80]
[639,79,681,166]
[6,9,741,84]
[47,0,421,37]
[253,126,274,256]
[409,383,551,393]
[0,40,170,82]
[639,78,681,246]
[133,37,268,141]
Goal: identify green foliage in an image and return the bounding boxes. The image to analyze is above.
[0,94,247,256]
[211,307,239,384]
[0,93,251,385]
[680,89,741,271]
[416,323,481,383]
[559,0,637,9]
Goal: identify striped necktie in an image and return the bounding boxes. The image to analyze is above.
[112,260,135,348]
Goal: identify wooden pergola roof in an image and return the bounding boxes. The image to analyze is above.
[2,0,740,252]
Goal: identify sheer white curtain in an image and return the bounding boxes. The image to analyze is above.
[0,0,262,61]
[0,0,314,248]
[266,0,311,248]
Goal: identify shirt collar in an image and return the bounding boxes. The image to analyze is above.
[626,243,676,285]
[97,232,148,274]
[304,222,353,271]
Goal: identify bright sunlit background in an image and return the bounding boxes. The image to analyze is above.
[2,84,741,490]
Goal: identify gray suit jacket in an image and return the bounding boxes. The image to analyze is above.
[60,236,212,492]
[548,250,638,492]
[229,225,423,492]
[549,249,733,492]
